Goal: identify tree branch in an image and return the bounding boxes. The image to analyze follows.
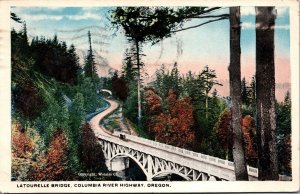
[181,7,223,18]
[171,17,228,33]
[188,14,229,19]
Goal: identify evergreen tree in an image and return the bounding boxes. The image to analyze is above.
[21,22,29,53]
[277,91,291,175]
[154,63,182,100]
[123,81,139,124]
[111,71,128,101]
[76,76,102,113]
[122,56,136,83]
[84,31,97,82]
[30,35,80,84]
[200,65,222,119]
[170,62,181,95]
[79,124,108,174]
[69,93,86,136]
[241,77,249,105]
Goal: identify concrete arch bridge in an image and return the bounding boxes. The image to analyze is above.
[90,97,260,181]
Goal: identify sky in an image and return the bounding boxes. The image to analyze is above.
[10,6,290,101]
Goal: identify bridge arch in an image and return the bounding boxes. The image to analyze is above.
[109,153,193,181]
[109,153,149,180]
[152,171,191,181]
[100,89,112,96]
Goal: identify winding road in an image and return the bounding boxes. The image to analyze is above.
[89,98,119,137]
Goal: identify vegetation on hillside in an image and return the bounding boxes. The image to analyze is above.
[11,20,109,181]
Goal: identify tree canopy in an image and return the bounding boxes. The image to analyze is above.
[111,7,228,44]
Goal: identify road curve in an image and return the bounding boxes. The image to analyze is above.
[89,98,119,136]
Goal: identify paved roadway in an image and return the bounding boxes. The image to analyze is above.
[89,98,119,136]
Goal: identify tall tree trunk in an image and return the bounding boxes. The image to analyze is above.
[229,7,249,180]
[255,7,279,180]
[135,40,142,127]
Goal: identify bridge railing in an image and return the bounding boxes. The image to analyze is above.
[113,131,258,178]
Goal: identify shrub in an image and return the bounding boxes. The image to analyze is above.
[27,128,69,181]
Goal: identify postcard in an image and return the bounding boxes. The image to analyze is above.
[0,0,299,193]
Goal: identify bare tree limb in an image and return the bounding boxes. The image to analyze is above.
[171,16,228,33]
[188,14,229,19]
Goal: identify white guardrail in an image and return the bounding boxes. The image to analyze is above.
[112,131,258,178]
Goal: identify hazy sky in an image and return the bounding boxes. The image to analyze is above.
[11,6,290,100]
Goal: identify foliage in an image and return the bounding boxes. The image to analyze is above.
[110,7,226,44]
[110,7,227,128]
[34,93,70,146]
[11,122,34,180]
[11,121,44,181]
[11,28,46,129]
[12,123,34,158]
[79,123,108,173]
[67,92,86,171]
[27,129,69,181]
[215,108,232,152]
[145,89,195,149]
[277,91,292,175]
[11,24,108,181]
[111,71,128,101]
[69,92,86,134]
[122,57,137,83]
[241,115,257,166]
[13,81,45,126]
[144,88,162,139]
[214,109,258,164]
[123,81,139,124]
[150,64,226,155]
[30,35,80,85]
[240,76,256,117]
[154,63,182,100]
[111,7,227,127]
[76,76,103,113]
[241,77,250,105]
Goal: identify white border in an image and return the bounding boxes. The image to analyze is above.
[0,0,299,193]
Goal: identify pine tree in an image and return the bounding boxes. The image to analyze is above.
[121,44,144,126]
[122,56,136,83]
[241,77,249,105]
[21,22,29,50]
[200,65,222,119]
[84,31,97,82]
[170,62,181,95]
[111,71,128,101]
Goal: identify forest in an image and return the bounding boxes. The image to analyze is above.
[11,7,291,181]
